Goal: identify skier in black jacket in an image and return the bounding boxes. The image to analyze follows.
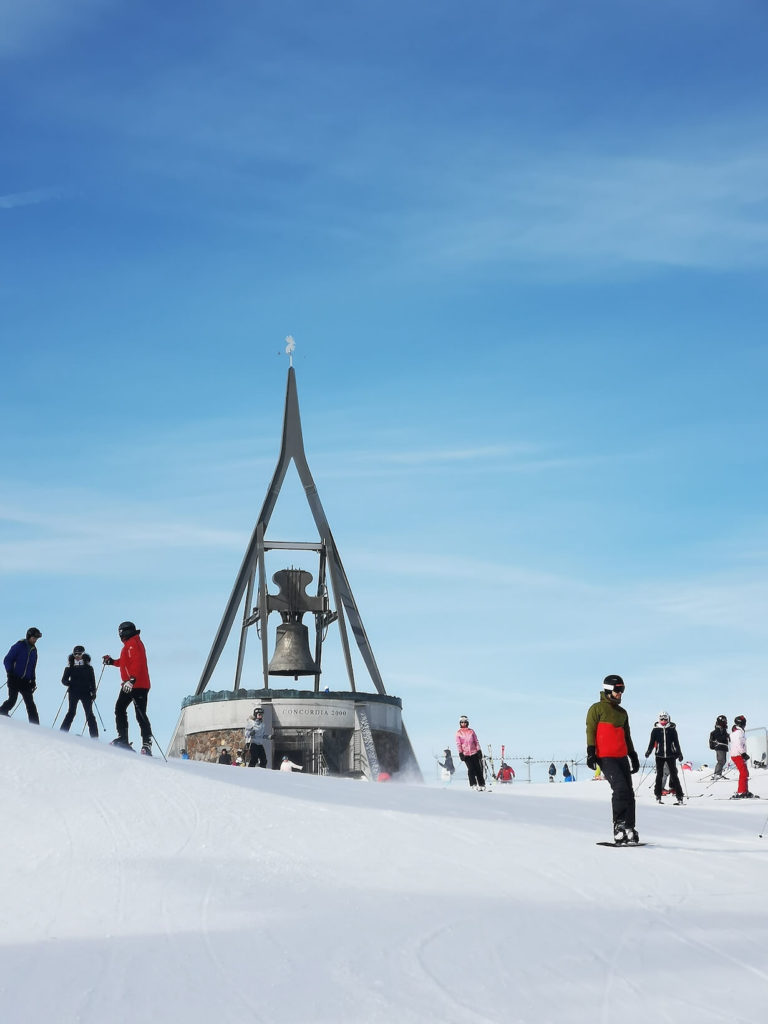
[645,711,684,804]
[60,646,98,738]
[709,715,729,778]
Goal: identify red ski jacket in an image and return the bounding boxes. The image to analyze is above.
[586,692,635,759]
[113,633,151,690]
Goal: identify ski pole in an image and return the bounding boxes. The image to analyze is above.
[151,733,168,762]
[634,760,650,794]
[80,664,106,736]
[52,692,68,728]
[133,699,167,762]
[758,813,768,839]
[681,763,690,800]
[92,699,107,733]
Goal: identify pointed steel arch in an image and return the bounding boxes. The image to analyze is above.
[194,367,387,697]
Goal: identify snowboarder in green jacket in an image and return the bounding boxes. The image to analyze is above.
[586,675,640,845]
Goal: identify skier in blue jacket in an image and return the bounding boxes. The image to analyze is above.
[1,627,42,723]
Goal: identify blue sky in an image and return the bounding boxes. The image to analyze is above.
[2,1,767,774]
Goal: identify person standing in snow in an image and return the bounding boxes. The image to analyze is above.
[60,645,98,738]
[455,715,485,790]
[496,762,515,783]
[244,706,269,767]
[102,621,154,755]
[218,748,232,765]
[709,715,729,778]
[1,627,42,723]
[586,674,640,844]
[438,748,455,782]
[562,762,573,782]
[729,715,753,798]
[280,755,303,772]
[548,762,556,782]
[644,712,684,804]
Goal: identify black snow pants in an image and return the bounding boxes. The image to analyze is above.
[115,688,152,745]
[654,756,683,800]
[61,691,98,738]
[0,676,39,724]
[464,751,485,788]
[248,743,267,768]
[599,756,636,829]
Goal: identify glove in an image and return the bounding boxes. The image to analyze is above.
[629,751,640,774]
[586,746,597,771]
[743,753,750,762]
[121,678,135,694]
[103,655,114,665]
[459,753,466,762]
[678,755,683,762]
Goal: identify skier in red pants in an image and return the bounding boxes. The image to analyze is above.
[729,715,753,799]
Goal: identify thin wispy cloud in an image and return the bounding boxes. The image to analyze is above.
[0,499,243,575]
[0,187,64,210]
[0,0,111,57]
[414,151,768,274]
[315,445,650,479]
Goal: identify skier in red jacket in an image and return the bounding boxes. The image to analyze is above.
[103,621,154,754]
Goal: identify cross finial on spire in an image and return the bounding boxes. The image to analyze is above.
[285,335,296,367]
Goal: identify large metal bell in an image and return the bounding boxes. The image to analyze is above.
[268,622,320,677]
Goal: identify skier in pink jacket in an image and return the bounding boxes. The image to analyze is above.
[455,715,486,790]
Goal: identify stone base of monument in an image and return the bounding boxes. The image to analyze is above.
[168,688,419,781]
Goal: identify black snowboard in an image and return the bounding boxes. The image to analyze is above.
[596,841,651,847]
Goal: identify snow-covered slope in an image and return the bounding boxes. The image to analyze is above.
[2,718,767,1024]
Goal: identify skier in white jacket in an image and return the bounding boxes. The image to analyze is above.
[244,707,269,768]
[729,715,752,798]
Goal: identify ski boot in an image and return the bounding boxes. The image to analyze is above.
[110,736,133,750]
[656,797,663,804]
[625,828,640,845]
[140,740,153,756]
[613,823,628,845]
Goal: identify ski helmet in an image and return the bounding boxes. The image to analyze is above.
[659,711,670,723]
[254,706,263,715]
[72,645,85,656]
[26,627,42,639]
[118,621,138,640]
[734,715,746,728]
[459,715,469,726]
[716,715,727,726]
[603,674,625,692]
